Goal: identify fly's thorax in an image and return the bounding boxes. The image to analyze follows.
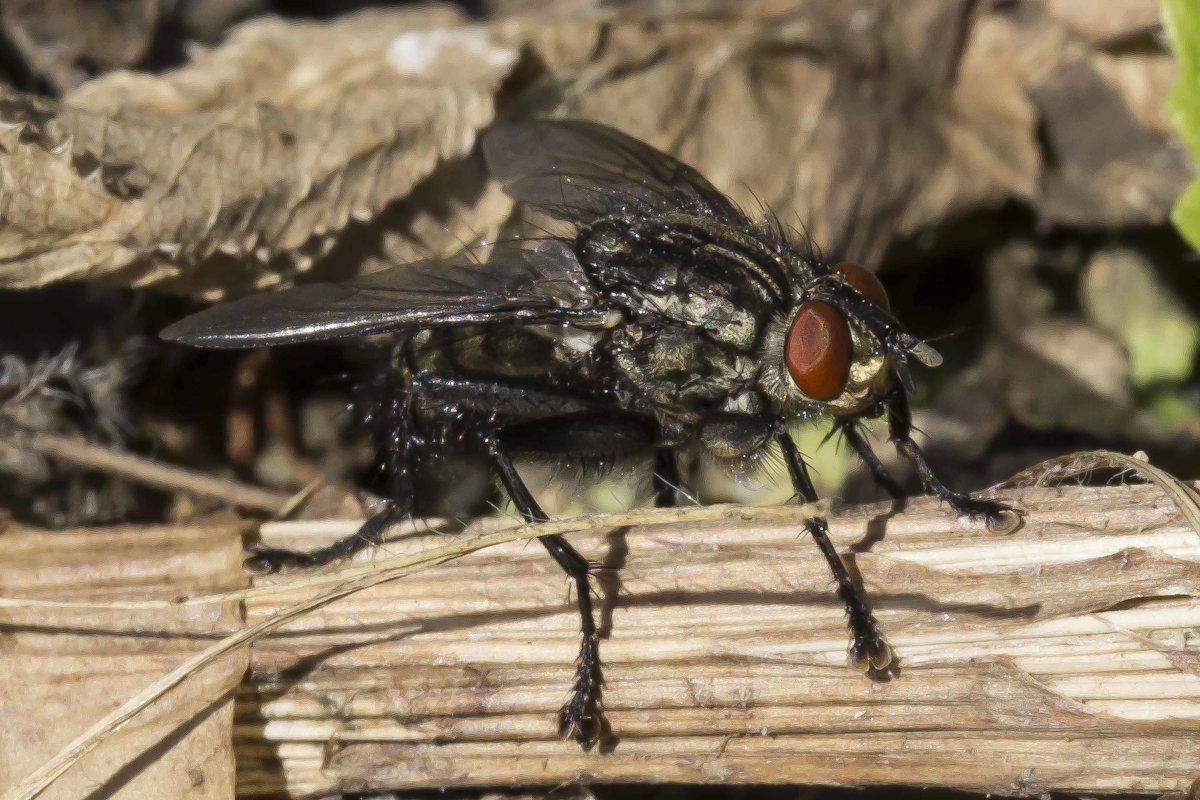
[756,307,890,418]
[575,213,790,350]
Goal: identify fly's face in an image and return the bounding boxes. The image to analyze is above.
[759,261,932,418]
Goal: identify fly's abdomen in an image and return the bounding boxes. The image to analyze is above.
[411,373,602,426]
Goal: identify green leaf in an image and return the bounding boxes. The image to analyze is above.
[1082,249,1200,388]
[1163,0,1200,250]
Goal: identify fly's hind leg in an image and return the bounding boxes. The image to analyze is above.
[653,447,682,508]
[244,382,420,574]
[495,412,658,747]
[244,503,405,573]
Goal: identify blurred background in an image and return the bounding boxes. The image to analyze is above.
[0,1,1195,796]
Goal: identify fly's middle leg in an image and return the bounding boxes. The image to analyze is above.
[488,435,606,748]
[838,421,906,500]
[492,411,658,746]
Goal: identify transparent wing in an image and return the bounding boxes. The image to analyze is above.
[482,119,749,224]
[161,241,599,348]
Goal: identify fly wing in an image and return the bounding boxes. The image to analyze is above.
[482,120,749,224]
[161,241,600,348]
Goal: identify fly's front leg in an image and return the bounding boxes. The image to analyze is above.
[702,414,893,672]
[769,419,894,672]
[838,421,905,500]
[885,387,1022,532]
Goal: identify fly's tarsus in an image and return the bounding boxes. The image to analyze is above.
[893,436,1025,534]
[558,633,607,748]
[243,505,399,573]
[885,382,1024,534]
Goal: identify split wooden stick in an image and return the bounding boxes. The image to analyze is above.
[237,481,1200,797]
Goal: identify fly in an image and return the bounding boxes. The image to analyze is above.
[162,119,1022,747]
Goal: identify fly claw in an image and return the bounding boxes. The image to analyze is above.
[850,631,895,674]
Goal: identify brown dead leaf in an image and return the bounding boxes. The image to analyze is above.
[904,10,1040,229]
[1040,0,1161,45]
[501,0,1179,262]
[511,0,979,263]
[976,241,1133,437]
[1082,248,1200,387]
[1,0,164,92]
[1006,317,1133,433]
[0,7,518,295]
[1031,57,1191,227]
[921,239,1200,484]
[0,1,1184,296]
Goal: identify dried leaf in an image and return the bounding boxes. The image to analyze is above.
[0,1,1184,295]
[1042,0,1161,45]
[0,7,518,295]
[1031,57,1190,227]
[1007,318,1133,432]
[517,0,979,263]
[1,0,163,92]
[1163,0,1200,250]
[506,0,1179,261]
[1082,248,1200,387]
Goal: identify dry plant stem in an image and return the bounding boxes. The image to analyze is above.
[4,426,292,513]
[6,462,1200,797]
[0,523,248,800]
[3,503,824,800]
[0,503,828,611]
[241,482,1200,796]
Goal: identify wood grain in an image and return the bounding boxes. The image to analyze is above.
[0,522,248,800]
[238,483,1200,796]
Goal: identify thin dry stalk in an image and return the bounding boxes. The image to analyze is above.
[3,427,293,514]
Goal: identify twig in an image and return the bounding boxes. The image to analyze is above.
[6,453,1200,797]
[3,426,292,514]
[1,502,825,800]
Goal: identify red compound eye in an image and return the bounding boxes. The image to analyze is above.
[832,261,889,311]
[784,300,852,401]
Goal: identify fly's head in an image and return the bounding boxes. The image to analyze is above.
[757,261,942,418]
